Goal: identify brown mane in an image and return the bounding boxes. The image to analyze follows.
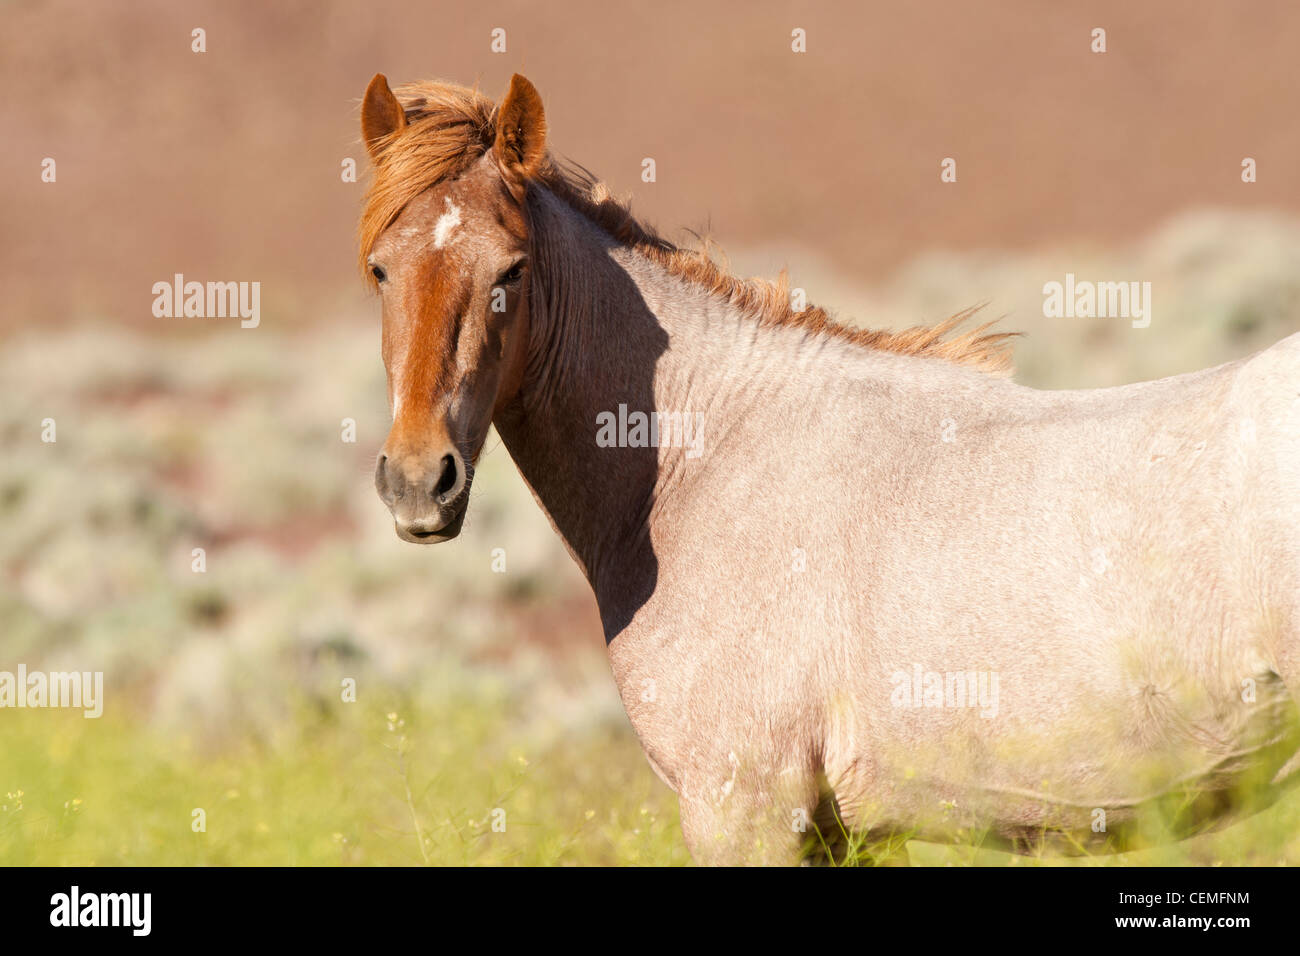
[359,80,1017,374]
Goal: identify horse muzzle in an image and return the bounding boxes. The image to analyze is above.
[375,450,470,544]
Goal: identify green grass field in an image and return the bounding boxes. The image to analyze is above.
[5,697,1299,866]
[0,695,688,866]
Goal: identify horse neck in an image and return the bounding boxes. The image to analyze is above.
[491,188,975,639]
[492,188,774,637]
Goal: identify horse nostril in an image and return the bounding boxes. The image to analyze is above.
[434,454,458,500]
[374,455,390,496]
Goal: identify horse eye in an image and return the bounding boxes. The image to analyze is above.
[498,259,526,285]
[371,264,387,283]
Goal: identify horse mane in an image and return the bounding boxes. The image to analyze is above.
[359,80,1018,375]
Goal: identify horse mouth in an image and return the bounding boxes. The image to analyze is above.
[397,500,468,544]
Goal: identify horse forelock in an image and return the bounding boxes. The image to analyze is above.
[359,80,1017,374]
[358,81,501,286]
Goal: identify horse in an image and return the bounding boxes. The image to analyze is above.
[357,71,1300,864]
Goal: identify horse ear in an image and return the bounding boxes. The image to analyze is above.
[361,73,407,158]
[494,74,547,197]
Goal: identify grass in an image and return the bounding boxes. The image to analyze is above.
[6,694,1297,865]
[0,692,688,866]
[822,796,1300,867]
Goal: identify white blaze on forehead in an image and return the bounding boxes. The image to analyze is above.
[432,202,462,249]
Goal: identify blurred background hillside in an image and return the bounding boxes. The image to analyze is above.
[3,0,1300,864]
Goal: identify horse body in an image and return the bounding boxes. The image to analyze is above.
[618,330,1300,860]
[358,72,1300,863]
[524,190,1300,860]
